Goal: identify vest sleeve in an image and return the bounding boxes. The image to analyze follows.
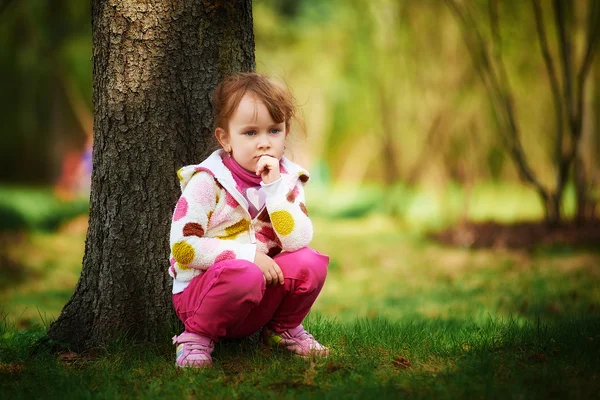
[262,178,313,252]
[169,171,256,279]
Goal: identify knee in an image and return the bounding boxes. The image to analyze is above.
[220,260,264,301]
[290,247,329,286]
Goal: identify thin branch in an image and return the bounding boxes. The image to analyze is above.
[406,115,441,185]
[576,0,600,136]
[61,75,94,139]
[532,0,565,190]
[447,0,508,137]
[553,0,575,131]
[485,0,547,197]
[461,1,508,126]
[487,0,522,158]
[489,0,511,98]
[579,0,600,89]
[445,0,548,203]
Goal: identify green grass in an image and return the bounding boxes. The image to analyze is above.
[1,184,599,398]
[1,315,599,399]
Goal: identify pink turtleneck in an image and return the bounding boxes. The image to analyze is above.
[222,154,264,217]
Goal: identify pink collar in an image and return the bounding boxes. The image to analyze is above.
[221,153,262,188]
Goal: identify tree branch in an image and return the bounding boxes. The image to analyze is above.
[445,0,549,204]
[446,0,508,137]
[486,0,548,198]
[576,0,600,137]
[532,0,566,194]
[553,0,575,132]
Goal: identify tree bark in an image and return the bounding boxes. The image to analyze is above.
[48,0,255,351]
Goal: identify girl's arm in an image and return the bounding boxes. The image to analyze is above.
[262,178,313,251]
[169,172,256,271]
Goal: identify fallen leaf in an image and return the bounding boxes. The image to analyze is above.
[326,361,345,373]
[59,351,79,362]
[392,356,412,369]
[0,363,24,375]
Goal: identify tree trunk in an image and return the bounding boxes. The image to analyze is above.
[378,85,400,186]
[575,55,600,222]
[48,0,255,352]
[544,193,561,226]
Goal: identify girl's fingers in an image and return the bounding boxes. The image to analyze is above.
[265,267,283,286]
[264,270,272,284]
[256,158,268,172]
[273,264,284,285]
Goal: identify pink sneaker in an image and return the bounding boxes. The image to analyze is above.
[172,332,214,368]
[262,325,329,358]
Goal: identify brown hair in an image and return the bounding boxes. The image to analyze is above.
[213,72,297,133]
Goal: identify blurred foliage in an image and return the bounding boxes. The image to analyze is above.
[305,181,576,230]
[254,0,599,193]
[1,0,598,218]
[0,0,91,184]
[0,186,88,231]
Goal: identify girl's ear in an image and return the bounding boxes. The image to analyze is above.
[215,128,231,152]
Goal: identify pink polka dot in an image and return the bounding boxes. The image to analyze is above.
[257,235,269,243]
[170,265,177,278]
[192,177,215,206]
[209,210,230,227]
[170,257,176,267]
[280,163,288,174]
[226,192,239,208]
[215,250,235,263]
[173,197,188,221]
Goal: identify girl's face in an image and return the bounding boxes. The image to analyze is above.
[216,93,287,172]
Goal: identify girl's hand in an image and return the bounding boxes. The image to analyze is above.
[254,251,284,285]
[256,155,281,184]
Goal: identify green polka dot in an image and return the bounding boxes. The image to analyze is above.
[172,242,195,265]
[271,210,295,236]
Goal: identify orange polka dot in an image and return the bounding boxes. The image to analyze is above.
[172,242,195,265]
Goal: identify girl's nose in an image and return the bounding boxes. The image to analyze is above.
[257,134,271,149]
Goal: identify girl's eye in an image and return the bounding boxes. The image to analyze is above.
[270,129,280,134]
[244,131,256,136]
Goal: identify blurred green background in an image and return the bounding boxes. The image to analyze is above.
[1,0,599,327]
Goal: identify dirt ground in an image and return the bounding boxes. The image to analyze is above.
[430,219,600,250]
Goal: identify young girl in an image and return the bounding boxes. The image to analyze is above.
[169,72,330,368]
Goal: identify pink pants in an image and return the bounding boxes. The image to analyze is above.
[173,247,329,342]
